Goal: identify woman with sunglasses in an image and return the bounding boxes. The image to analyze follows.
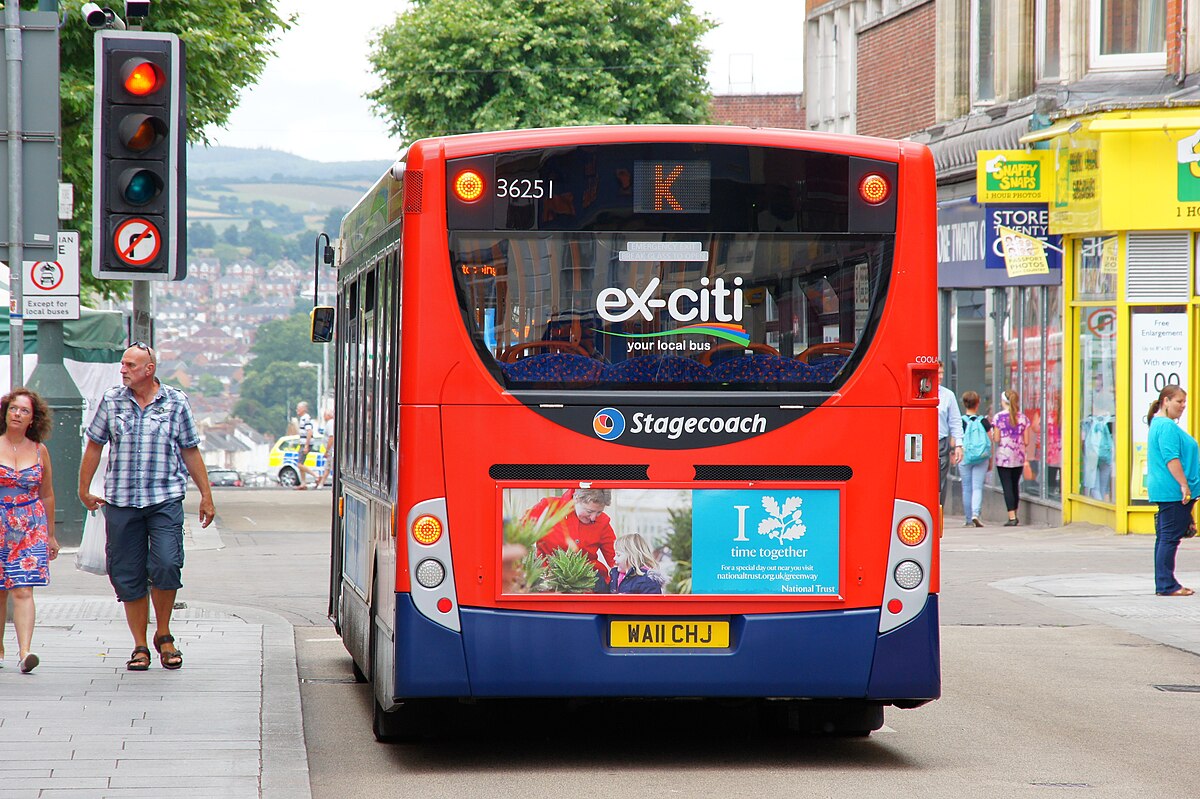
[0,388,59,673]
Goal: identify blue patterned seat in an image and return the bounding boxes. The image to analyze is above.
[501,353,604,384]
[807,355,849,382]
[603,355,714,384]
[710,354,818,384]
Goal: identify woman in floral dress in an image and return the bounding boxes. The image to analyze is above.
[990,390,1032,527]
[0,388,59,673]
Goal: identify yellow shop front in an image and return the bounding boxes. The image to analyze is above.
[1023,108,1200,533]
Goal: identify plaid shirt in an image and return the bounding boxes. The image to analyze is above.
[85,382,201,508]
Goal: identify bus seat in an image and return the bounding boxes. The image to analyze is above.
[502,352,605,383]
[710,354,818,383]
[807,354,849,382]
[603,355,714,384]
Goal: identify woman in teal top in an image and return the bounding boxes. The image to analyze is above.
[1146,385,1200,596]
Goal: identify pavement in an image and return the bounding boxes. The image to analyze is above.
[3,515,1200,798]
[0,515,311,799]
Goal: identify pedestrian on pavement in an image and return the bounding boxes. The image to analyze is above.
[991,390,1032,526]
[77,342,215,671]
[958,390,993,527]
[936,362,963,508]
[313,409,334,489]
[294,401,314,490]
[1145,384,1199,597]
[0,388,60,673]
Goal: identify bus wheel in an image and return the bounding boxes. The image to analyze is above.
[279,467,299,486]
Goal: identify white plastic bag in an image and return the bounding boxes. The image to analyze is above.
[75,509,107,575]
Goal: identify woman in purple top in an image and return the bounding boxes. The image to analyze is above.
[990,390,1032,526]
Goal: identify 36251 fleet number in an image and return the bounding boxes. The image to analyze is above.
[496,177,554,199]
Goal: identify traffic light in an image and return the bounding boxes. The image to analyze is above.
[92,31,186,281]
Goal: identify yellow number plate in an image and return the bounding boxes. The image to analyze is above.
[610,620,730,649]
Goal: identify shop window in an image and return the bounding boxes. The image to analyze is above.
[1129,306,1189,502]
[1075,236,1118,301]
[1020,288,1046,500]
[1089,0,1166,70]
[1037,0,1062,80]
[1077,307,1117,502]
[1044,288,1063,500]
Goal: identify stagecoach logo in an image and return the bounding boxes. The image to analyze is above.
[593,407,626,441]
[592,407,768,443]
[594,261,751,350]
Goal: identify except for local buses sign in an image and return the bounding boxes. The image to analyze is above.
[23,231,80,320]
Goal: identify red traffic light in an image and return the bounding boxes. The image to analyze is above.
[122,59,166,97]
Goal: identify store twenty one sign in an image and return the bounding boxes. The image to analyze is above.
[976,150,1053,203]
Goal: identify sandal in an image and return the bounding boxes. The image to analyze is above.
[153,634,183,670]
[127,646,152,671]
[1157,587,1196,596]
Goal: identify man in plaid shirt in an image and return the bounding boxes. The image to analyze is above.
[78,343,215,672]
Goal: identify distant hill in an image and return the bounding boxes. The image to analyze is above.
[187,145,394,183]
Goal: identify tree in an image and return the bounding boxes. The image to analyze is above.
[188,221,217,250]
[247,313,322,372]
[367,0,714,143]
[194,373,224,397]
[52,0,294,299]
[233,362,314,437]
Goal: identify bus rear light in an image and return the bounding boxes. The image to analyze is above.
[897,516,928,547]
[887,599,903,615]
[436,598,453,613]
[858,172,890,205]
[902,513,926,544]
[453,169,485,202]
[415,558,446,589]
[412,514,443,545]
[893,560,924,590]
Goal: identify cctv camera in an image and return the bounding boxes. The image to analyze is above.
[125,0,151,19]
[82,2,109,28]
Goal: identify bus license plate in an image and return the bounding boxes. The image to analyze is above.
[609,620,729,649]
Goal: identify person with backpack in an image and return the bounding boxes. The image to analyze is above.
[958,391,993,527]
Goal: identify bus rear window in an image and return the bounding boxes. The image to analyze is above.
[450,232,892,391]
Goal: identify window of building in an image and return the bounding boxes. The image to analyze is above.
[1077,306,1117,502]
[1075,236,1119,300]
[1037,0,1062,80]
[1089,0,1166,69]
[971,0,996,103]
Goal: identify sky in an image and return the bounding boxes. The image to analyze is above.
[213,0,806,163]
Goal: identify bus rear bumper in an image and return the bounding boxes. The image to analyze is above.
[393,594,940,703]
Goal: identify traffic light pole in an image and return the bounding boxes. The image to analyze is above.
[5,1,25,387]
[132,279,152,343]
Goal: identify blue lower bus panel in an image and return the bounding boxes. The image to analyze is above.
[392,594,939,700]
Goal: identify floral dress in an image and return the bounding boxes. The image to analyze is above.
[991,411,1031,469]
[0,458,49,589]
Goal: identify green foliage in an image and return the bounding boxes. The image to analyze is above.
[544,549,598,593]
[233,313,325,435]
[503,499,574,548]
[367,0,714,143]
[516,550,546,593]
[194,373,224,397]
[232,361,314,437]
[665,505,692,594]
[49,0,294,299]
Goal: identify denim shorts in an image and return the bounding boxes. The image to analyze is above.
[104,499,185,602]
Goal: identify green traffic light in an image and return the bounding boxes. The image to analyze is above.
[122,169,163,205]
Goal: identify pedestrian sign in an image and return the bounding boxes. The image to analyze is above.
[113,217,162,267]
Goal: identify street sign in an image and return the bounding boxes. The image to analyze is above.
[112,217,162,266]
[23,231,80,320]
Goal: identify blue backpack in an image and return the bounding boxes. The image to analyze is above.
[962,415,991,464]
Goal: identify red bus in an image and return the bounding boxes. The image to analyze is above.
[322,125,941,740]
